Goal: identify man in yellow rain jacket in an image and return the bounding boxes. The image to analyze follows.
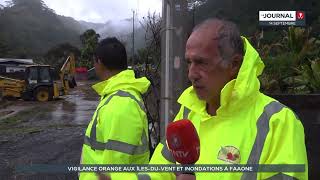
[137,19,308,179]
[80,37,150,180]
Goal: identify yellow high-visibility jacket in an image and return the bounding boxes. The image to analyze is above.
[137,37,308,180]
[80,70,151,180]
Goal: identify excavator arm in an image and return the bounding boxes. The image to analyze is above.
[59,53,76,95]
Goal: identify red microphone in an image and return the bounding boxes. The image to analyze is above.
[166,119,200,164]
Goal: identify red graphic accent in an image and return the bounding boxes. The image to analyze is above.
[297,11,304,20]
[227,152,233,160]
[227,153,240,161]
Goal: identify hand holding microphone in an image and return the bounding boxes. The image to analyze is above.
[166,119,200,179]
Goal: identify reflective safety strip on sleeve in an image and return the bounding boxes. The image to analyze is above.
[160,139,176,163]
[115,90,146,112]
[84,131,148,155]
[84,90,148,155]
[241,101,286,180]
[137,174,151,180]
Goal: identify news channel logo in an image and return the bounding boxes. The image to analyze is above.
[259,11,306,26]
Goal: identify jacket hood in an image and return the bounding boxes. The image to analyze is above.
[178,37,265,117]
[92,69,151,97]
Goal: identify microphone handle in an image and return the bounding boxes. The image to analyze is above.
[176,174,196,180]
[179,164,195,175]
[182,171,195,175]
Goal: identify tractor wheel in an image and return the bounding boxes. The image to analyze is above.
[34,87,50,102]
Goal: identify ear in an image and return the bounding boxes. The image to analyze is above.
[229,54,243,78]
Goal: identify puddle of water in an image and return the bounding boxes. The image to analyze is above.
[48,94,98,125]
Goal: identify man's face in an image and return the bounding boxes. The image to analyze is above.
[185,29,234,103]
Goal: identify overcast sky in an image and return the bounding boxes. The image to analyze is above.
[0,0,162,23]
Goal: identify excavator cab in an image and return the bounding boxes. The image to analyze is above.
[22,65,55,101]
[25,65,53,85]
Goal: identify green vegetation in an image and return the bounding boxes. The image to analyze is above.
[259,27,320,94]
[41,43,81,73]
[0,107,40,128]
[79,29,100,68]
[0,0,82,58]
[135,12,161,66]
[0,0,148,68]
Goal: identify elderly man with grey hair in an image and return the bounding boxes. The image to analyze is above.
[136,18,308,180]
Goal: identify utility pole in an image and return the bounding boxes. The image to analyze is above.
[160,0,191,138]
[132,10,135,65]
[161,0,171,139]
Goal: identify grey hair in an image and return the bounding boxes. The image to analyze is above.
[193,18,244,65]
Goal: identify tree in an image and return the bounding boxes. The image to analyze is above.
[44,43,81,70]
[139,12,162,66]
[0,37,10,57]
[0,0,80,58]
[79,29,100,68]
[187,0,207,9]
[136,12,163,152]
[11,0,52,12]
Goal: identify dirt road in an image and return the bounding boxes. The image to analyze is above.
[0,81,99,180]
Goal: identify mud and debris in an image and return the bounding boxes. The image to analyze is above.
[0,81,99,180]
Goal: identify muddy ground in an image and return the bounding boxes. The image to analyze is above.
[0,81,99,180]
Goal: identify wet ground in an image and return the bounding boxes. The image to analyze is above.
[0,81,99,180]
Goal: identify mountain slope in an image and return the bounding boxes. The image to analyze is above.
[0,0,81,57]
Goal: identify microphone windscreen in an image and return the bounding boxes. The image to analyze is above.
[166,119,200,164]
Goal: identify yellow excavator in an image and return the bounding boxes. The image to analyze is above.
[0,54,76,101]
